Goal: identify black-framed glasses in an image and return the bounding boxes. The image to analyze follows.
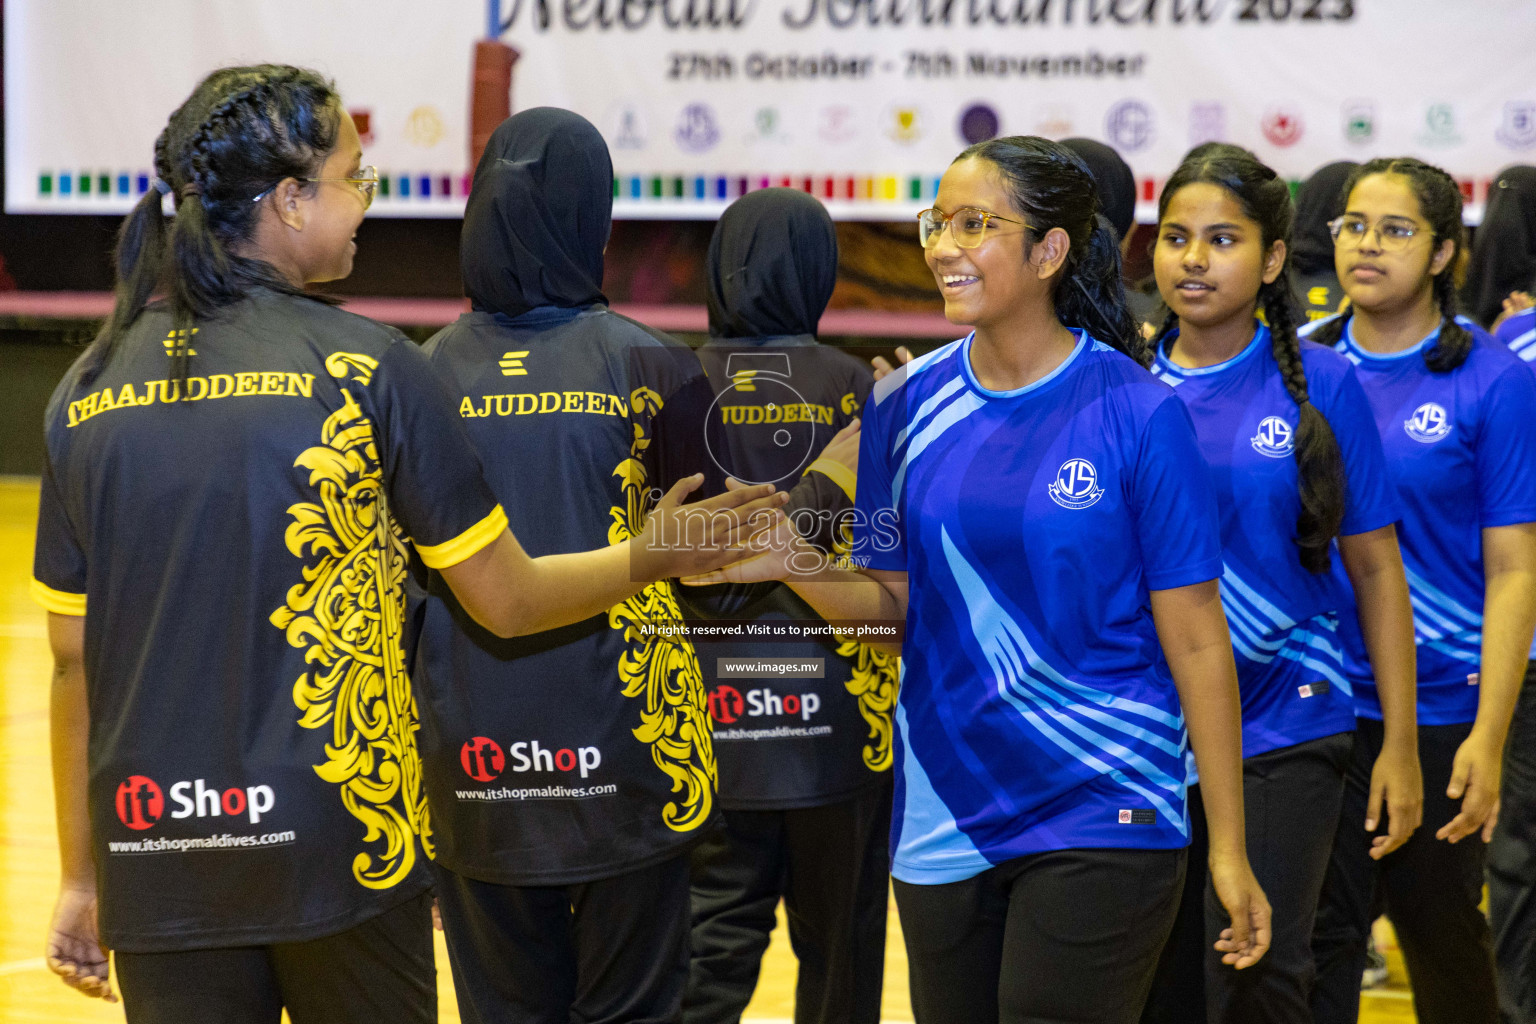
[917,207,1026,249]
[252,165,378,210]
[1327,214,1425,252]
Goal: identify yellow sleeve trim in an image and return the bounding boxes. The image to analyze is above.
[806,458,857,503]
[416,505,509,569]
[31,578,87,616]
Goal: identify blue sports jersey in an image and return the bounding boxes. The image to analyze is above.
[853,330,1224,885]
[1497,306,1536,368]
[1495,306,1536,661]
[1299,315,1536,724]
[1153,323,1400,759]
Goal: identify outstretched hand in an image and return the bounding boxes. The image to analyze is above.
[639,473,788,580]
[682,478,825,586]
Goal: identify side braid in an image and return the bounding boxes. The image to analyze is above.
[1264,277,1347,572]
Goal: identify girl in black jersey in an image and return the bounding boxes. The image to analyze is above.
[33,66,781,1024]
[680,188,896,1024]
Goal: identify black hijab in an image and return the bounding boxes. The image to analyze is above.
[1465,165,1536,327]
[1292,161,1359,277]
[1060,137,1136,242]
[706,188,839,339]
[461,107,612,318]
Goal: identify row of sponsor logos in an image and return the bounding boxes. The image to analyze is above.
[38,100,1533,205]
[616,97,1536,155]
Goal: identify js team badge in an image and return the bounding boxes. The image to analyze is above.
[1251,416,1294,458]
[1404,402,1451,444]
[1049,458,1105,510]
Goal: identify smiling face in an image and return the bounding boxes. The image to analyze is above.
[1154,181,1284,335]
[1333,172,1454,317]
[925,156,1041,329]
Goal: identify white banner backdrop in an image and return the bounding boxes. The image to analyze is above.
[7,0,1536,220]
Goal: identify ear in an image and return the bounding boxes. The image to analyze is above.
[1429,236,1455,278]
[1030,226,1072,282]
[268,178,308,232]
[1261,239,1287,286]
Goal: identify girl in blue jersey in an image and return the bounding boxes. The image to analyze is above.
[1138,148,1420,1024]
[1302,158,1536,1024]
[688,136,1271,1024]
[32,66,783,1022]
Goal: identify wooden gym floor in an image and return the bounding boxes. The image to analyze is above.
[0,477,1418,1022]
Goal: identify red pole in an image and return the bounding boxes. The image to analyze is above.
[470,40,521,174]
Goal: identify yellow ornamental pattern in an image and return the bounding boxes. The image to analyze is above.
[834,638,898,771]
[607,385,717,832]
[269,353,431,890]
[829,494,897,773]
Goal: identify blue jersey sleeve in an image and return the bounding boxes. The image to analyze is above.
[1327,363,1402,537]
[1132,395,1223,591]
[1477,365,1536,528]
[851,388,906,573]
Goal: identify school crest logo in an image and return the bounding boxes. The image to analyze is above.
[1497,102,1536,150]
[887,105,922,144]
[609,104,648,150]
[1404,402,1452,443]
[1251,416,1294,458]
[959,103,1001,145]
[1343,101,1375,145]
[818,105,856,144]
[1106,100,1154,153]
[675,103,721,153]
[1189,102,1226,147]
[1261,108,1304,148]
[1419,104,1461,147]
[1048,458,1105,510]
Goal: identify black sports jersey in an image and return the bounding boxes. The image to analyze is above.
[1294,271,1348,324]
[685,338,896,808]
[415,305,721,884]
[411,108,723,885]
[679,188,896,811]
[31,290,504,952]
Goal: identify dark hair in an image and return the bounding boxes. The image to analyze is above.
[82,64,344,386]
[1154,149,1347,573]
[1308,157,1472,373]
[958,136,1148,365]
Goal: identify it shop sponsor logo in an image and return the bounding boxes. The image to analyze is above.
[708,684,823,725]
[459,736,603,782]
[114,774,277,830]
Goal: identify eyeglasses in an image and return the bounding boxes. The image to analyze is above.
[917,207,1026,249]
[252,165,378,210]
[1327,214,1425,252]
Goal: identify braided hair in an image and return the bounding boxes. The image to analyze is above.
[959,136,1150,366]
[83,65,343,386]
[1307,157,1473,373]
[1154,149,1347,573]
